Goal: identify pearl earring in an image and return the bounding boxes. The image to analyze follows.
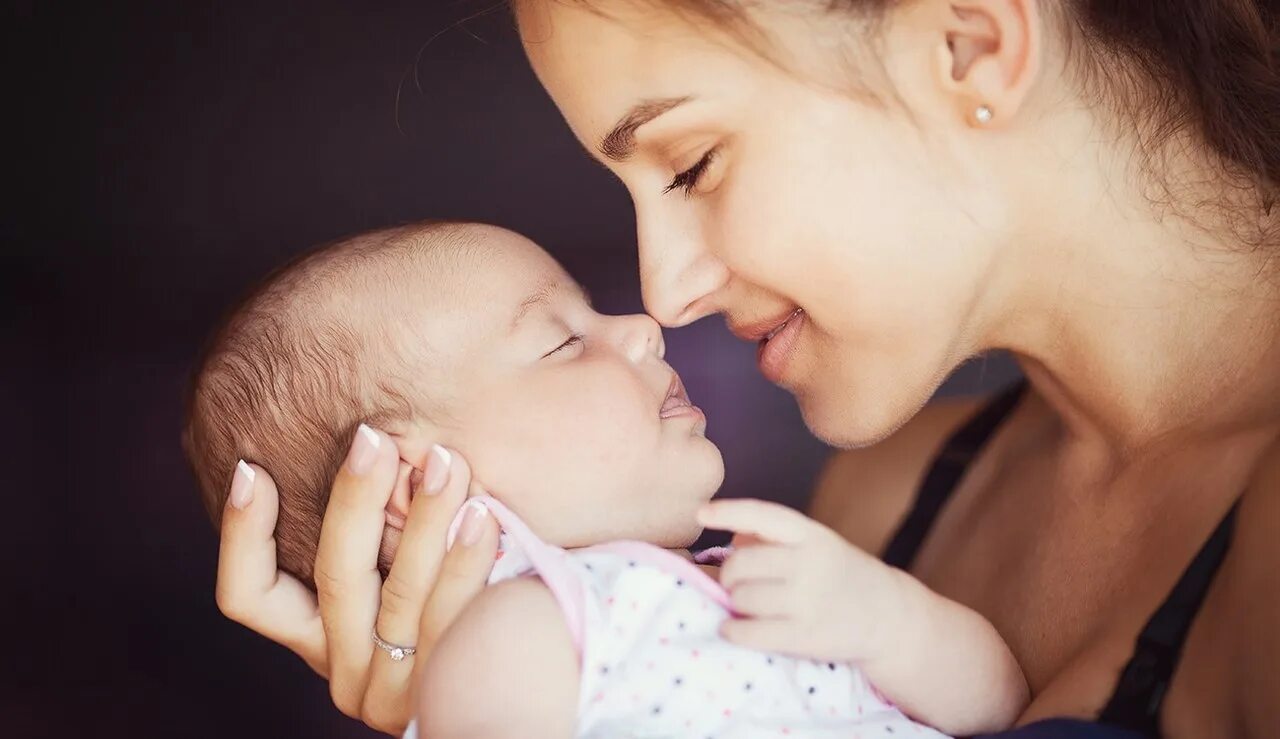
[974,104,994,124]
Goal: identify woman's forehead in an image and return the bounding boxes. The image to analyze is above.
[517,1,741,146]
[517,1,856,158]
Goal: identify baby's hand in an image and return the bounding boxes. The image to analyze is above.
[698,498,911,664]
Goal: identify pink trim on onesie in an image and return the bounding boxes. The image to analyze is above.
[448,496,588,652]
[447,496,735,654]
[580,541,733,612]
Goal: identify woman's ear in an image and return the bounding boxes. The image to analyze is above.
[940,0,1041,126]
[887,0,1042,127]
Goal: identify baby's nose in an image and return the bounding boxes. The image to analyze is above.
[621,313,665,363]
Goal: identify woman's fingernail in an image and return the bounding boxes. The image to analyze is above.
[229,460,255,510]
[424,444,452,495]
[458,499,490,547]
[346,423,381,475]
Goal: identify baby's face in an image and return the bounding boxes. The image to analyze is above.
[409,227,724,548]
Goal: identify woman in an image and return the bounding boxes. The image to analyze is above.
[212,0,1279,736]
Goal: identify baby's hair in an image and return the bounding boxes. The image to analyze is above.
[182,220,480,588]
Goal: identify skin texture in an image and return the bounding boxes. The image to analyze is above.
[516,0,1280,735]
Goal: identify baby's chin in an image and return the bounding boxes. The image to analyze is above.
[649,497,718,549]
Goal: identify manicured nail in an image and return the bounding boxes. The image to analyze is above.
[457,499,490,547]
[229,460,255,510]
[424,444,452,495]
[346,423,380,475]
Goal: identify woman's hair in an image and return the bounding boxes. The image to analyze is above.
[556,0,1280,243]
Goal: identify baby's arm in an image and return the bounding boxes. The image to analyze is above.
[703,499,1027,737]
[863,570,1028,735]
[417,577,579,739]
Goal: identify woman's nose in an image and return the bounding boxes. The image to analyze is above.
[618,312,665,363]
[636,209,729,327]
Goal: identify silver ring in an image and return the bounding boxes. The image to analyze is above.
[372,629,417,662]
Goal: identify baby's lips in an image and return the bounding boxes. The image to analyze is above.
[659,372,696,415]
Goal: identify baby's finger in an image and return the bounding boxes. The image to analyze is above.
[697,498,815,546]
[719,616,796,656]
[726,581,790,619]
[216,461,328,674]
[718,545,793,591]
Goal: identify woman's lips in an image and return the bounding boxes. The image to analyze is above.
[756,308,805,384]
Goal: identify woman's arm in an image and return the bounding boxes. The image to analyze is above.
[417,577,580,739]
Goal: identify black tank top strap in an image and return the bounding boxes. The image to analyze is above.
[881,380,1029,570]
[878,378,1240,737]
[1098,501,1240,736]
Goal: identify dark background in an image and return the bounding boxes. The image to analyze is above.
[27,2,1017,736]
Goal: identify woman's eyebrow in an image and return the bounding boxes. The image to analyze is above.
[599,96,693,162]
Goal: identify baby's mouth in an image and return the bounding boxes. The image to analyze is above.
[660,373,695,417]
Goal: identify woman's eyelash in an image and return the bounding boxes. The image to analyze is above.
[545,334,583,357]
[663,148,718,196]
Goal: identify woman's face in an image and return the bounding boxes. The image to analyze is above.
[518,1,1021,446]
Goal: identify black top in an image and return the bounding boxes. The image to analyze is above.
[882,381,1239,738]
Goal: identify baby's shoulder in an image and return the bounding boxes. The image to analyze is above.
[417,577,580,738]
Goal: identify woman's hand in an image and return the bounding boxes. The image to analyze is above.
[213,426,500,734]
[699,498,911,664]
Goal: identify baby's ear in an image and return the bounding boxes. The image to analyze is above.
[384,459,416,530]
[385,428,437,528]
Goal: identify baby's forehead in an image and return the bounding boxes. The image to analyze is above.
[398,224,579,340]
[414,225,572,305]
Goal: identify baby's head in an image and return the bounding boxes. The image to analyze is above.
[183,222,724,587]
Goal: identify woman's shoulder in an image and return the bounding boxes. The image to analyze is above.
[1228,443,1280,735]
[807,394,991,554]
[1165,437,1280,738]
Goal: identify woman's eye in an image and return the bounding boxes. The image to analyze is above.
[664,147,719,197]
[544,334,583,358]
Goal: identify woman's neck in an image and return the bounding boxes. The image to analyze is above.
[988,141,1280,466]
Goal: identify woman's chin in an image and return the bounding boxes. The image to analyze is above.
[795,377,921,450]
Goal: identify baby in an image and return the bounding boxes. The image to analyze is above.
[183,221,1026,738]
